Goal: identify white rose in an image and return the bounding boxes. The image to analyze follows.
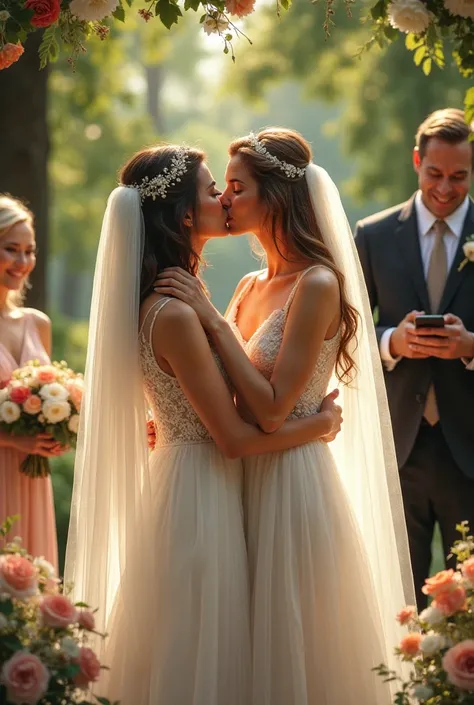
[39,383,69,402]
[33,557,56,580]
[413,684,434,701]
[421,633,444,655]
[0,388,8,405]
[60,637,80,659]
[462,240,474,261]
[202,13,229,35]
[69,0,119,21]
[0,614,8,631]
[0,401,21,424]
[419,605,444,625]
[388,0,431,33]
[443,0,474,16]
[42,400,71,424]
[67,414,80,434]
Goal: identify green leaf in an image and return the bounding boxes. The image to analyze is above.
[0,599,14,616]
[184,0,201,10]
[155,0,182,28]
[465,87,474,124]
[383,25,399,40]
[422,57,431,75]
[112,5,125,21]
[370,0,385,20]
[38,24,59,69]
[2,634,23,652]
[280,0,292,10]
[413,45,426,65]
[405,33,422,50]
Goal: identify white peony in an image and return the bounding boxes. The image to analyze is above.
[67,414,80,434]
[202,13,229,35]
[0,401,21,424]
[42,400,71,424]
[419,605,444,625]
[444,0,474,16]
[0,613,8,631]
[421,633,444,655]
[413,684,434,700]
[388,0,431,33]
[60,637,80,659]
[39,383,69,402]
[69,0,119,21]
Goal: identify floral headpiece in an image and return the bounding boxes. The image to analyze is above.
[130,147,190,201]
[247,133,307,179]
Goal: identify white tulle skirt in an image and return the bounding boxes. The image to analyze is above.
[102,441,251,705]
[244,440,394,705]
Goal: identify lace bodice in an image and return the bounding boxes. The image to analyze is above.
[227,267,341,420]
[139,298,231,447]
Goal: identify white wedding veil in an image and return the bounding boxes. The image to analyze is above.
[64,186,155,686]
[306,164,415,672]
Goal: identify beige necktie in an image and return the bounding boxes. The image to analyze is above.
[424,220,448,425]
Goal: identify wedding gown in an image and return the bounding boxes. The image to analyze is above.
[227,268,394,705]
[103,297,251,705]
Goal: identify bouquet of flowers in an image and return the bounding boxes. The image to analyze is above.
[0,359,83,479]
[0,516,116,705]
[375,522,474,704]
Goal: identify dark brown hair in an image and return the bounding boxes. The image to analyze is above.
[120,145,205,303]
[228,127,358,383]
[416,109,474,166]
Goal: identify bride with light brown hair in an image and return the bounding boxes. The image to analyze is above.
[156,127,415,705]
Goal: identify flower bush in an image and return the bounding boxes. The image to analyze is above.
[0,516,115,705]
[375,522,474,704]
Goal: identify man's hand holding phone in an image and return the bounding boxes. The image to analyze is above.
[405,312,474,360]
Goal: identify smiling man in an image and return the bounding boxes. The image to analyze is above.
[355,108,474,608]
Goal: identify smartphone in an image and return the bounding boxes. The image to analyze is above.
[415,315,445,329]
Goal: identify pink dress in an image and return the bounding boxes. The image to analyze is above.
[0,312,58,570]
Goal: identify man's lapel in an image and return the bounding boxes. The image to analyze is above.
[395,194,431,313]
[439,197,474,314]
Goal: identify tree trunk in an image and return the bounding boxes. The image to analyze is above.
[0,32,49,312]
[145,63,165,133]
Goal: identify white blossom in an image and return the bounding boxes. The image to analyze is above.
[421,633,444,655]
[388,0,431,33]
[202,13,229,35]
[69,0,119,21]
[419,605,444,626]
[42,400,71,424]
[413,684,434,700]
[0,401,21,424]
[39,383,69,402]
[67,414,80,434]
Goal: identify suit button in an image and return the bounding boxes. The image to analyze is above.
[415,393,424,404]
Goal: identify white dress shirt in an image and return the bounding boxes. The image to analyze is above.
[379,192,472,371]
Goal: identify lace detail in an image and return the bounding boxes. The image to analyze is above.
[227,267,341,418]
[139,299,232,447]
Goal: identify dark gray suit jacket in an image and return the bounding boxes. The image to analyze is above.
[355,194,474,478]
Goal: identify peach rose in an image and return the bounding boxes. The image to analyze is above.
[36,367,57,385]
[1,651,50,705]
[23,394,42,415]
[0,43,24,70]
[443,640,474,690]
[422,569,457,597]
[462,557,474,585]
[225,0,256,16]
[73,647,101,688]
[40,594,77,628]
[0,555,38,599]
[66,379,83,411]
[78,610,95,631]
[397,605,416,626]
[399,632,422,656]
[10,386,31,405]
[433,585,467,616]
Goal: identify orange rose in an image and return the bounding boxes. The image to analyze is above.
[399,632,422,656]
[462,557,474,585]
[433,585,467,616]
[422,569,457,597]
[0,43,24,70]
[396,605,416,626]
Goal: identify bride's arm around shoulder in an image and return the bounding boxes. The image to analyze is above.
[23,307,52,356]
[147,297,340,458]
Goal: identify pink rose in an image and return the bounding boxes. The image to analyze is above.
[10,386,31,405]
[1,651,50,705]
[0,43,24,70]
[24,0,60,26]
[433,585,467,616]
[422,569,457,597]
[78,610,95,631]
[225,0,255,16]
[73,647,101,688]
[396,605,416,626]
[66,379,83,411]
[399,632,422,656]
[35,367,57,384]
[462,557,474,585]
[40,594,77,628]
[23,394,42,415]
[0,555,38,599]
[443,640,474,690]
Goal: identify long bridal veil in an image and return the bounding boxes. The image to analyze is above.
[306,164,415,675]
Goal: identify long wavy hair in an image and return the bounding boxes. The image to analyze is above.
[120,145,206,304]
[0,194,34,309]
[228,128,359,383]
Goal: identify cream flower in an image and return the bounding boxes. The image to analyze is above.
[60,637,80,659]
[0,388,8,405]
[413,685,434,700]
[0,401,21,424]
[421,633,445,655]
[202,13,229,35]
[388,0,431,33]
[33,557,56,580]
[39,383,69,402]
[69,0,119,21]
[67,414,80,434]
[419,605,445,625]
[463,240,474,261]
[42,400,71,424]
[443,0,474,16]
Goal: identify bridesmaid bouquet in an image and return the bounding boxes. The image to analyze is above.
[374,521,474,704]
[0,516,116,705]
[0,360,83,478]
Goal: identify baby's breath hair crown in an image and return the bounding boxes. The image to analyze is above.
[128,147,190,202]
[247,133,307,179]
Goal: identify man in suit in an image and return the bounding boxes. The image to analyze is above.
[355,108,474,608]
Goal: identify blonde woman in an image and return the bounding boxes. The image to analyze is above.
[0,194,62,568]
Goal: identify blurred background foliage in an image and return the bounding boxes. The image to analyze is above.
[3,0,467,571]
